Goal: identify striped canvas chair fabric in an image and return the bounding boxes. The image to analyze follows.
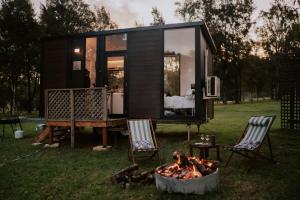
[234,116,272,150]
[128,120,156,151]
[225,115,276,167]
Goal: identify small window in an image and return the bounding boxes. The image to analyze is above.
[73,61,81,70]
[105,34,127,51]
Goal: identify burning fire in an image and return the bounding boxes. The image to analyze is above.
[156,152,218,180]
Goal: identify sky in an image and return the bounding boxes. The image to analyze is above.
[32,0,274,39]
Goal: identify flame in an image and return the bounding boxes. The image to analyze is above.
[207,162,213,168]
[156,155,216,180]
[175,155,180,165]
[192,165,202,178]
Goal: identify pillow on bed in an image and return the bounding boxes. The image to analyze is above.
[185,89,193,96]
[185,95,194,100]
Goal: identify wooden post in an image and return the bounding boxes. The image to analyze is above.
[187,123,191,141]
[102,127,107,147]
[44,90,48,120]
[70,89,75,148]
[103,87,108,120]
[189,145,194,156]
[49,126,53,144]
[216,145,221,161]
[267,133,274,161]
[197,123,200,135]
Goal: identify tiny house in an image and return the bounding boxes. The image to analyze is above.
[41,22,219,125]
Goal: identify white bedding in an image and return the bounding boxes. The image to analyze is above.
[164,95,195,109]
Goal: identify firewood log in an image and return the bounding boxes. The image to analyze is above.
[189,159,207,175]
[131,169,155,183]
[111,164,139,184]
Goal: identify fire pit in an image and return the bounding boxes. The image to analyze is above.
[155,152,219,195]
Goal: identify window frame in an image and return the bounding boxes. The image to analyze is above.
[104,33,127,53]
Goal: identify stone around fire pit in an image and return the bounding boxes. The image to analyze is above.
[155,168,219,195]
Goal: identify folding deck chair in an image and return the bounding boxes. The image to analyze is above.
[224,115,276,167]
[127,119,160,163]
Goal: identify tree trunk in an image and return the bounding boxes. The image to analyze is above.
[27,70,32,113]
[238,61,243,103]
[234,76,240,104]
[10,72,18,115]
[221,85,227,104]
[11,83,16,115]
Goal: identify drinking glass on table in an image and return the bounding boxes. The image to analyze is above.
[200,134,205,144]
[205,134,210,144]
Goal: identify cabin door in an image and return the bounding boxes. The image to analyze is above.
[105,55,126,115]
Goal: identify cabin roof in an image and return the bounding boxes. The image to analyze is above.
[42,21,216,52]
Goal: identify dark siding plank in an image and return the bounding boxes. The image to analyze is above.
[127,30,163,119]
[41,38,71,116]
[43,39,70,89]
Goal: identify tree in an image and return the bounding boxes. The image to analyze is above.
[175,0,254,103]
[0,65,10,113]
[285,23,300,57]
[0,0,40,113]
[150,7,165,26]
[242,55,272,101]
[40,0,96,36]
[175,0,215,30]
[94,6,118,31]
[258,0,299,57]
[257,0,300,99]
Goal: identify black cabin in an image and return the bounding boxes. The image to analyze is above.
[41,22,219,124]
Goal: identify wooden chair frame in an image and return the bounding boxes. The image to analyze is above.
[127,119,160,163]
[224,115,276,167]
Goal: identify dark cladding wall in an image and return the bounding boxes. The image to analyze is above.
[42,39,70,89]
[40,38,71,116]
[127,30,163,119]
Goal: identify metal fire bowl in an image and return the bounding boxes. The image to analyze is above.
[155,168,219,195]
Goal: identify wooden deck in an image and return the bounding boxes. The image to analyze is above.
[47,118,126,147]
[44,88,124,148]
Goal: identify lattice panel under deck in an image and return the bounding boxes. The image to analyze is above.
[48,90,71,120]
[74,89,105,120]
[46,88,106,121]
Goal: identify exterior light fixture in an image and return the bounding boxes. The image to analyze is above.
[74,48,80,53]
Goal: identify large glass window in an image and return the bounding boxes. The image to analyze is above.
[85,37,97,87]
[164,28,195,117]
[105,34,127,51]
[107,56,125,115]
[107,56,124,91]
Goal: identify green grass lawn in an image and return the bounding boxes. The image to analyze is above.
[1,101,299,200]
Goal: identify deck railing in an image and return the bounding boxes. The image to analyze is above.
[45,88,107,121]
